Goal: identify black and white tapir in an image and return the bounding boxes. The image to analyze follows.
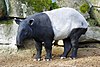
[15,7,88,61]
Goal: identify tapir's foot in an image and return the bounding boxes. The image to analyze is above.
[43,59,52,61]
[69,57,76,60]
[44,55,52,61]
[33,58,41,61]
[60,54,67,59]
[60,57,66,59]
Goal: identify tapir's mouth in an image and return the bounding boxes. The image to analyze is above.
[15,43,25,49]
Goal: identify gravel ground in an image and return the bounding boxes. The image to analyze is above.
[0,46,100,67]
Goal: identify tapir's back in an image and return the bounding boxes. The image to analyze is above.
[44,7,88,40]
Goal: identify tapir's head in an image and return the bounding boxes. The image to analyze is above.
[15,18,34,48]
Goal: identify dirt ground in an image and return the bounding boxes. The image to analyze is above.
[0,46,100,67]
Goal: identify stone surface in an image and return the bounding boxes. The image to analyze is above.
[0,44,18,54]
[9,0,33,18]
[80,26,100,42]
[57,27,100,47]
[57,0,90,19]
[0,20,35,53]
[92,8,100,26]
[90,0,100,7]
[0,0,34,18]
[0,20,18,44]
[0,0,7,18]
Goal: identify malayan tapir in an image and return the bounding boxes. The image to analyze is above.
[15,7,88,61]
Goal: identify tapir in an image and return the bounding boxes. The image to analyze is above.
[15,7,88,61]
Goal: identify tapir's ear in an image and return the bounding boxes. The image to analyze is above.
[14,18,23,25]
[29,19,34,25]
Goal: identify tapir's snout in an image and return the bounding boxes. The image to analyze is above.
[16,43,25,49]
[16,41,25,49]
[16,36,24,49]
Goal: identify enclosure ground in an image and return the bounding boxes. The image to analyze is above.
[0,46,100,67]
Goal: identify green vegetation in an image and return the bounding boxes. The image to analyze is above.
[50,2,59,10]
[0,20,13,24]
[80,3,90,13]
[0,0,7,17]
[87,18,97,26]
[93,8,100,26]
[20,0,59,12]
[87,7,100,26]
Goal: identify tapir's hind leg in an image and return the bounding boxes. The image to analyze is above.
[70,28,87,59]
[61,37,72,59]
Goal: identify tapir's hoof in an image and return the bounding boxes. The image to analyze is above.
[60,57,66,59]
[33,58,41,61]
[69,57,76,60]
[43,59,52,61]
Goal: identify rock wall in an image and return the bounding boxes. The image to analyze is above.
[80,27,100,42]
[0,20,18,44]
[0,0,7,18]
[91,0,100,26]
[0,20,18,52]
[57,0,90,19]
[90,0,100,7]
[0,0,34,18]
[9,0,34,18]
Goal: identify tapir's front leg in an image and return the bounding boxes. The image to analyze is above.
[34,41,42,61]
[44,40,52,61]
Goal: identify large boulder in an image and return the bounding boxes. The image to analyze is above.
[57,0,90,19]
[57,27,100,48]
[0,0,34,18]
[0,21,18,44]
[80,26,100,42]
[9,0,33,18]
[85,0,100,26]
[0,0,7,18]
[90,0,100,7]
[0,20,35,52]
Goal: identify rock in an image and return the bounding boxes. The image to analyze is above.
[0,20,18,44]
[57,0,90,19]
[90,0,100,7]
[57,27,100,48]
[0,0,34,18]
[0,20,35,50]
[8,0,34,18]
[9,0,26,17]
[92,8,100,26]
[85,0,100,26]
[0,44,18,54]
[0,0,7,18]
[79,26,100,42]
